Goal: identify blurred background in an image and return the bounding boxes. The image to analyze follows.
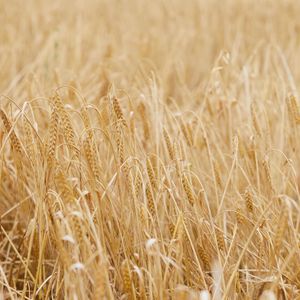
[1,0,300,102]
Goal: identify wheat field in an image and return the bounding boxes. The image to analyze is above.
[1,0,300,299]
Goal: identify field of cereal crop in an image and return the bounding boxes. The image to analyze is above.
[1,1,300,299]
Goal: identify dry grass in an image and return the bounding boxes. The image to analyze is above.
[1,0,300,299]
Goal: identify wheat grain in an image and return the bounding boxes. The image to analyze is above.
[163,128,174,160]
[121,259,133,299]
[182,174,195,205]
[47,107,59,167]
[244,187,254,213]
[0,109,22,155]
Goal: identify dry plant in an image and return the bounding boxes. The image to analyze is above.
[0,0,300,299]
